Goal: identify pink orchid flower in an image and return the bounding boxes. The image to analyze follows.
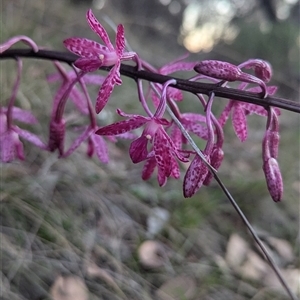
[96,109,189,186]
[0,58,46,162]
[218,85,280,142]
[0,108,46,162]
[64,9,136,114]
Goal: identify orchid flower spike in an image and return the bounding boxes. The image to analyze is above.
[64,9,137,113]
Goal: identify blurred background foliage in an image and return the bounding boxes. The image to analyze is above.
[1,0,299,299]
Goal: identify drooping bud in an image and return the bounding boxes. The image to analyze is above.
[262,157,283,202]
[194,60,243,82]
[183,154,210,198]
[48,119,66,156]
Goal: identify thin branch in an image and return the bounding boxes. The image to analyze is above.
[1,48,299,114]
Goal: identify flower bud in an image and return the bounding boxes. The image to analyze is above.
[262,157,283,202]
[183,154,210,198]
[194,60,242,81]
[48,119,66,156]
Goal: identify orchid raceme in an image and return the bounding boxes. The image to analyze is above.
[0,16,288,204]
[64,9,137,114]
[2,12,299,298]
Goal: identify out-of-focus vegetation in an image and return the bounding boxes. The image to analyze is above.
[1,0,299,299]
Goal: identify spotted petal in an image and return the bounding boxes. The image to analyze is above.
[96,116,148,136]
[64,38,108,59]
[129,136,149,163]
[142,156,157,181]
[232,102,247,142]
[154,130,172,186]
[86,9,114,51]
[116,24,125,57]
[89,133,109,163]
[95,62,121,113]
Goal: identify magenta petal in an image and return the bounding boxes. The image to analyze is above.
[160,61,196,75]
[142,156,157,181]
[183,154,209,198]
[82,74,106,85]
[168,87,183,101]
[243,102,281,117]
[154,131,172,186]
[116,108,149,119]
[74,58,102,72]
[89,133,109,163]
[247,85,277,96]
[64,38,107,58]
[129,136,149,163]
[182,113,206,123]
[263,158,283,202]
[86,9,114,51]
[63,126,92,157]
[232,103,247,142]
[69,89,89,115]
[95,62,121,114]
[14,126,47,150]
[1,131,25,162]
[116,24,125,57]
[10,107,38,124]
[218,101,233,127]
[170,124,182,149]
[170,158,180,179]
[185,121,208,140]
[96,116,148,136]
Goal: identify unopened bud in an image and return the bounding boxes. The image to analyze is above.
[183,154,210,198]
[194,60,242,82]
[48,119,66,155]
[263,157,283,202]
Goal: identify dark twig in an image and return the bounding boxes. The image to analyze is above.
[1,48,299,114]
